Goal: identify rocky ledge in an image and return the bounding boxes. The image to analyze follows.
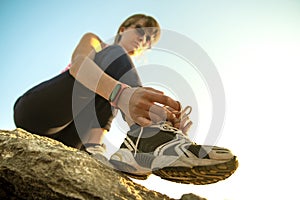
[0,129,205,200]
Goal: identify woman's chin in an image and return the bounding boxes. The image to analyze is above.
[127,50,135,55]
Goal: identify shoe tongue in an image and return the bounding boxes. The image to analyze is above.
[127,126,176,153]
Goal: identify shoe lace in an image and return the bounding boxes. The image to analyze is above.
[171,105,192,126]
[134,126,144,157]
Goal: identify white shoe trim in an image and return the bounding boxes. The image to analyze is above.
[110,148,151,174]
[151,155,227,169]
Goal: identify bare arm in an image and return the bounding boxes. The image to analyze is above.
[68,33,181,126]
[69,32,118,101]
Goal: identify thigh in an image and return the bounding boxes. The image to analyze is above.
[50,121,83,149]
[14,71,93,135]
[51,96,113,149]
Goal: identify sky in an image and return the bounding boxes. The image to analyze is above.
[1,0,300,199]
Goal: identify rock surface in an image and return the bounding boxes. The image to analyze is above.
[0,129,206,200]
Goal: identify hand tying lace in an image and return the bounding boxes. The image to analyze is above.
[163,105,193,135]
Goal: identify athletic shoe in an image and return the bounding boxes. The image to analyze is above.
[83,143,108,163]
[110,122,238,185]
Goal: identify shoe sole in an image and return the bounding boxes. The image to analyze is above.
[111,156,238,185]
[153,156,238,185]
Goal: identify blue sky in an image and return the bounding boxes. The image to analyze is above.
[1,1,300,199]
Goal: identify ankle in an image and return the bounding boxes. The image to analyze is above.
[84,128,107,145]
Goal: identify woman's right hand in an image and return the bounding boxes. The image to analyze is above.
[117,87,181,127]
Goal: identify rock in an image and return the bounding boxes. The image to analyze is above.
[0,129,164,199]
[0,128,206,200]
[180,193,207,200]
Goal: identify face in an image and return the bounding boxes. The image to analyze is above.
[118,19,158,56]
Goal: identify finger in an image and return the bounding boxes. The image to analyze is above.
[149,112,166,123]
[174,101,182,116]
[151,104,178,123]
[166,110,177,122]
[163,105,179,113]
[135,106,165,124]
[166,98,181,112]
[149,104,167,122]
[139,88,180,112]
[143,87,164,94]
[147,93,181,112]
[136,116,152,127]
[173,121,181,129]
[130,100,170,122]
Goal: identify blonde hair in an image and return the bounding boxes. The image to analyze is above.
[114,14,161,44]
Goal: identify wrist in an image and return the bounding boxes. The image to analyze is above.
[117,87,136,121]
[109,83,130,108]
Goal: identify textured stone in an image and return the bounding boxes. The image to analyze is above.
[180,193,207,200]
[0,128,206,200]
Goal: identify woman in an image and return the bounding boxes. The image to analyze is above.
[13,14,182,150]
[14,14,237,185]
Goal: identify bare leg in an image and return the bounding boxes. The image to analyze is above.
[84,128,107,145]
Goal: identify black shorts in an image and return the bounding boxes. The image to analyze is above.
[14,45,141,148]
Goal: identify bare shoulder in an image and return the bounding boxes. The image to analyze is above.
[72,32,103,61]
[81,32,101,41]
